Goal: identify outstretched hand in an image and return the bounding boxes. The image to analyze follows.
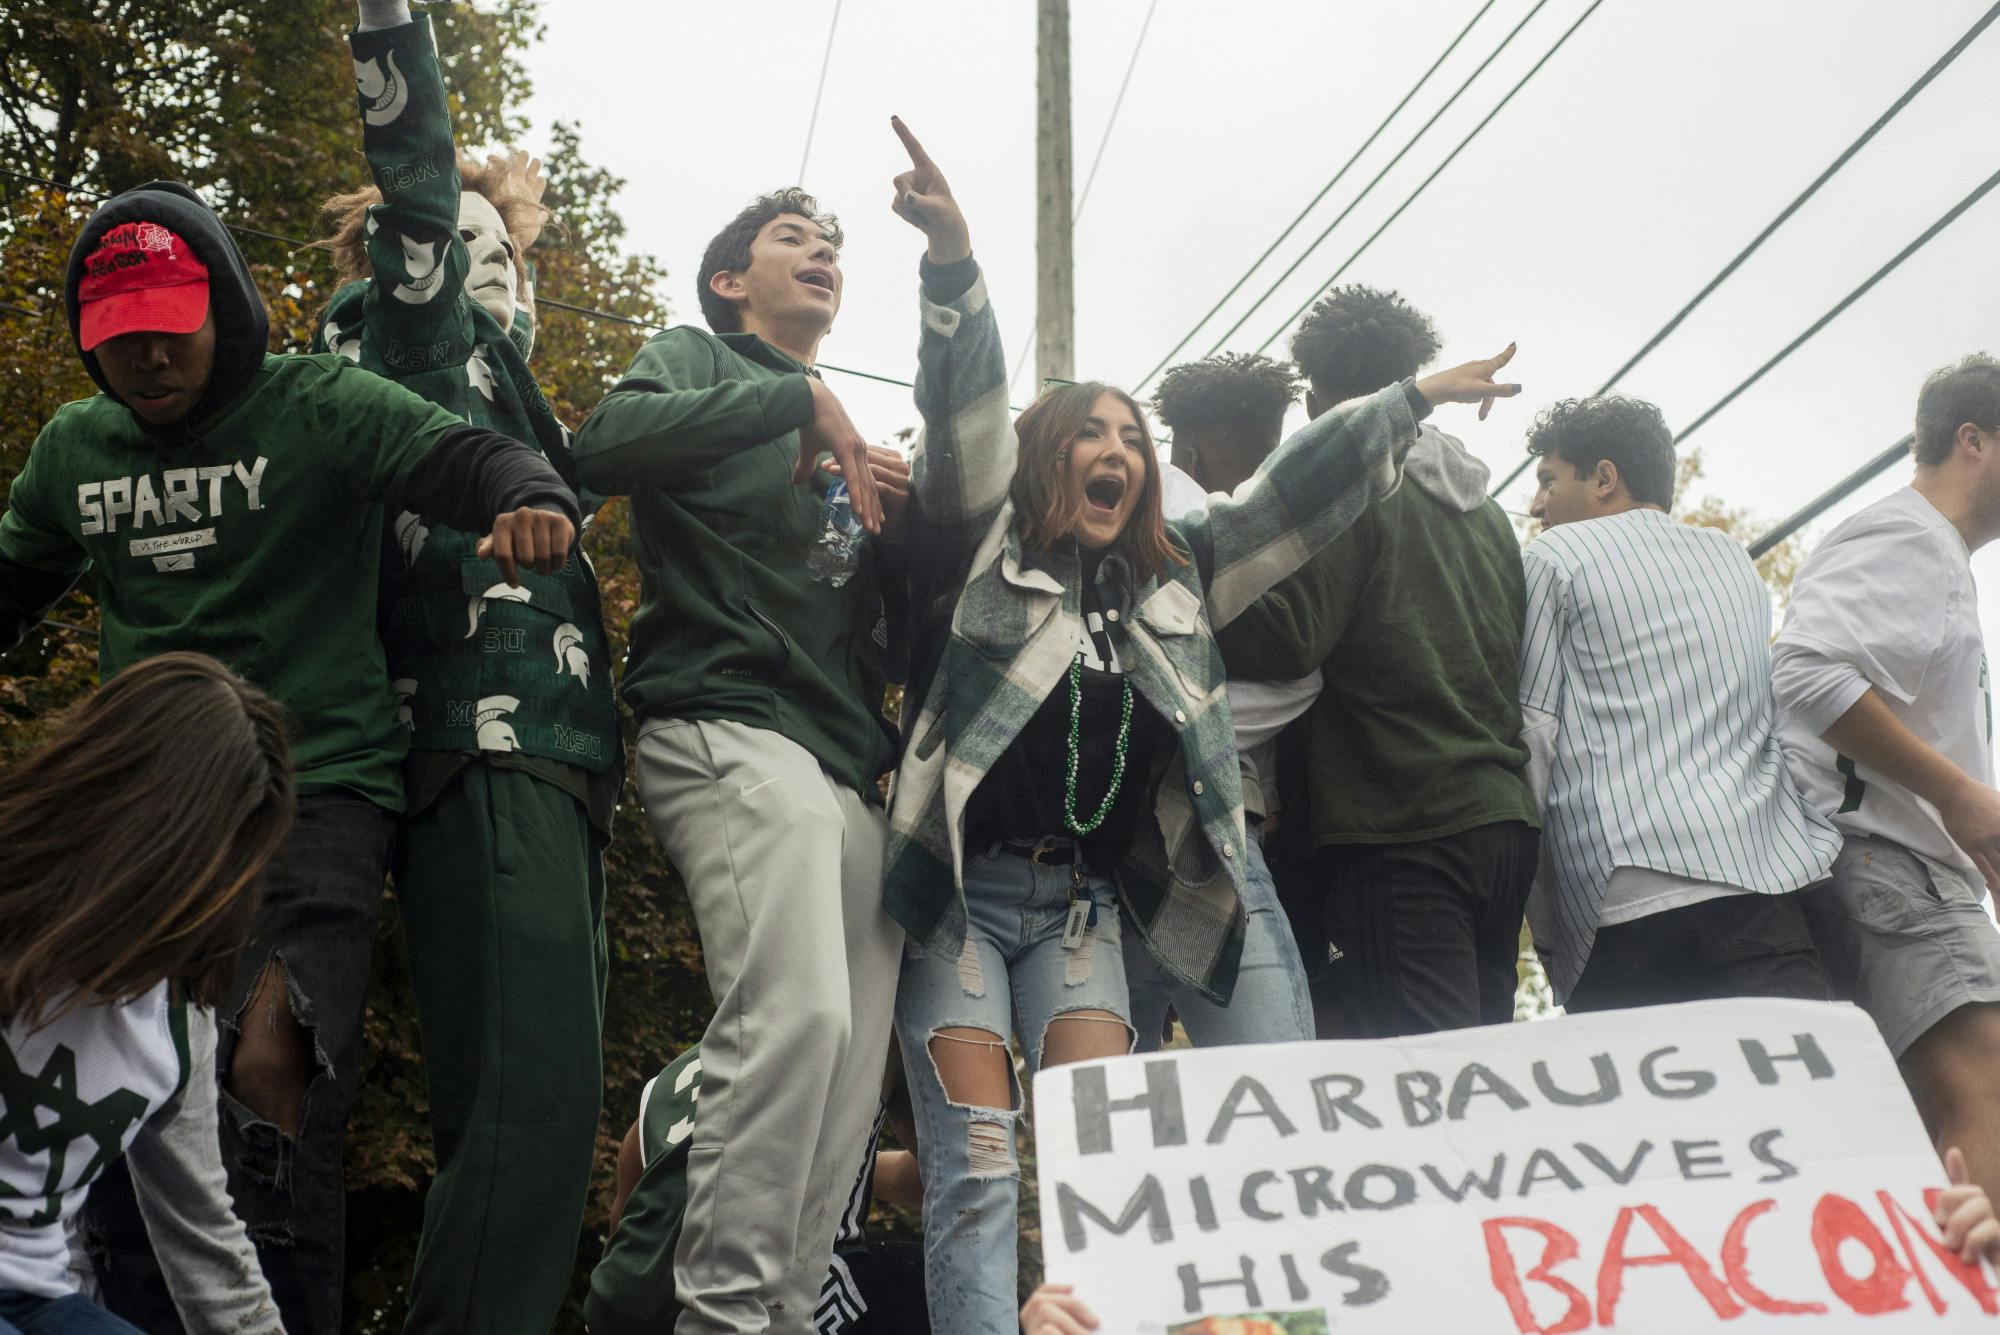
[889,116,971,264]
[1416,342,1522,421]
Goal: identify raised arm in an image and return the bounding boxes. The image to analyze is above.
[342,4,475,360]
[891,118,1012,582]
[1191,346,1518,626]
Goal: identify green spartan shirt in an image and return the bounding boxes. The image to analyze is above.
[313,14,617,774]
[0,355,469,809]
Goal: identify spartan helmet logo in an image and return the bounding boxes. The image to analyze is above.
[553,622,590,686]
[352,50,410,127]
[390,678,417,730]
[467,344,496,401]
[466,581,532,637]
[394,512,429,568]
[392,234,447,305]
[322,316,362,363]
[474,695,521,752]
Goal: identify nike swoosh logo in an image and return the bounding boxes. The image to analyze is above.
[738,777,785,799]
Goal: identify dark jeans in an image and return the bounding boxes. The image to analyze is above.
[0,1293,141,1335]
[84,794,395,1335]
[1566,890,1830,1012]
[1318,821,1540,1038]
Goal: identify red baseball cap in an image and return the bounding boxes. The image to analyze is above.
[77,221,210,351]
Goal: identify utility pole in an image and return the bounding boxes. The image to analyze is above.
[1035,0,1074,388]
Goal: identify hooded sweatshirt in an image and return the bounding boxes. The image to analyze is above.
[0,181,578,810]
[313,15,618,783]
[1215,423,1537,845]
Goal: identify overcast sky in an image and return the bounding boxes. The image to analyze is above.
[515,0,2000,632]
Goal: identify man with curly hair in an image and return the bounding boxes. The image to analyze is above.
[1518,394,1840,1014]
[1141,353,1316,1048]
[1772,354,2000,1200]
[573,187,907,1334]
[1215,286,1539,1038]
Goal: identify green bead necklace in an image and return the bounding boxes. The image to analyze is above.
[1062,653,1134,837]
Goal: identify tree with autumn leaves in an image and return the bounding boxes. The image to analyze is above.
[1,3,701,1328]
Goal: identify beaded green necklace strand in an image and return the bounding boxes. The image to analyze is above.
[1062,652,1134,837]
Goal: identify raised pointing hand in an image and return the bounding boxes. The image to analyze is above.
[1416,342,1522,421]
[890,116,971,264]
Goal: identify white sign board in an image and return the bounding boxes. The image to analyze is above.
[1033,999,1996,1333]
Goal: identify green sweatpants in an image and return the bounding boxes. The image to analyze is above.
[393,760,608,1335]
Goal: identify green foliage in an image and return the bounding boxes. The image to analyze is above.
[0,5,708,1331]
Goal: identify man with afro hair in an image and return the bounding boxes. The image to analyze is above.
[1215,285,1539,1039]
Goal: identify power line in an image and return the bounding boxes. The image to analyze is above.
[1007,0,1162,397]
[797,0,845,187]
[1604,3,1997,393]
[1196,0,1569,367]
[1129,0,1500,394]
[1252,0,1609,357]
[536,296,923,395]
[1488,0,2000,498]
[1,168,945,400]
[1747,434,1911,559]
[1674,163,2000,445]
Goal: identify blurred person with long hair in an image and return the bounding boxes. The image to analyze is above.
[0,653,291,1335]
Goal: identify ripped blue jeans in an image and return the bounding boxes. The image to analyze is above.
[895,845,1136,1335]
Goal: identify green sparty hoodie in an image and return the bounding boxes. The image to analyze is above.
[0,181,580,810]
[573,328,900,797]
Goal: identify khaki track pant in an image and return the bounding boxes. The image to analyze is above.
[636,718,902,1335]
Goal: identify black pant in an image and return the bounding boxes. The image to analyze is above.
[1318,821,1539,1038]
[825,1240,930,1333]
[1565,890,1830,1012]
[84,794,395,1335]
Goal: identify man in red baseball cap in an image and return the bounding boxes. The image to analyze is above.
[72,219,219,427]
[3,178,586,1335]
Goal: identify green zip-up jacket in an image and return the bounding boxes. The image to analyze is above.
[311,15,617,773]
[1215,425,1537,845]
[573,328,898,795]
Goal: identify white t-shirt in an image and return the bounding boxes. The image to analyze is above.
[0,983,185,1298]
[1773,487,1993,878]
[1160,462,1322,791]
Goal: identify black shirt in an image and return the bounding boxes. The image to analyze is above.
[963,553,1167,862]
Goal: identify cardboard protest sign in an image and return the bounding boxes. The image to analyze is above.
[1034,999,1996,1332]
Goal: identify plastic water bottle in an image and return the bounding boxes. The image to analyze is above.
[807,480,865,587]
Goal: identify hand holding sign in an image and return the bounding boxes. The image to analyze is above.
[890,117,971,265]
[1021,1283,1100,1335]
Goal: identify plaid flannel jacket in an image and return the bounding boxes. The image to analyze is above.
[883,269,1416,1003]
